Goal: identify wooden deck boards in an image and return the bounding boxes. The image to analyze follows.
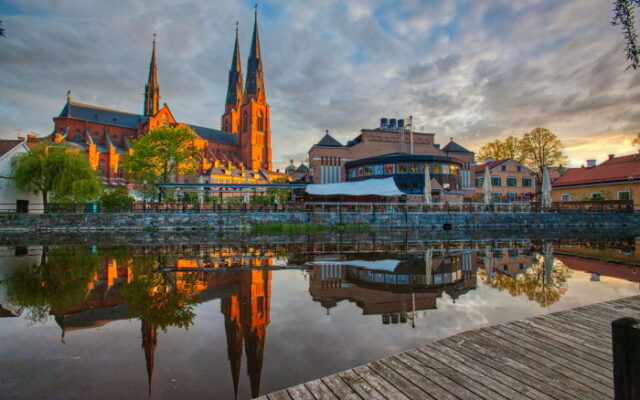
[257,295,640,400]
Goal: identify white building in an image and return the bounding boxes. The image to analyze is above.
[0,140,42,213]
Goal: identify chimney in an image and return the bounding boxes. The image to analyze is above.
[586,159,596,168]
[608,154,615,160]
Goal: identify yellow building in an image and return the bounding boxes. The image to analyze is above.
[552,152,640,209]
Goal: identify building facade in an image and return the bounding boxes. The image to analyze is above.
[552,152,640,209]
[34,11,276,188]
[308,118,476,199]
[474,158,536,201]
[0,140,42,212]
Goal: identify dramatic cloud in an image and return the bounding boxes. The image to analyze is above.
[0,0,638,168]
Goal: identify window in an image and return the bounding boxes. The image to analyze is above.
[493,250,503,259]
[561,194,572,201]
[98,161,105,177]
[384,164,395,174]
[517,166,522,172]
[590,192,603,200]
[519,263,524,270]
[431,164,441,174]
[522,177,532,187]
[357,167,364,177]
[508,249,518,258]
[242,112,248,132]
[503,265,508,271]
[373,165,384,175]
[441,164,450,174]
[397,163,408,173]
[409,163,418,173]
[364,166,373,176]
[492,177,502,186]
[501,165,506,171]
[257,111,264,132]
[507,177,517,187]
[348,169,357,178]
[475,178,484,187]
[618,190,631,200]
[117,164,124,178]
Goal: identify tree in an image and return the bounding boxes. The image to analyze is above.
[477,136,525,163]
[124,125,201,187]
[100,186,134,212]
[612,0,640,70]
[633,132,640,145]
[520,127,568,175]
[11,144,102,208]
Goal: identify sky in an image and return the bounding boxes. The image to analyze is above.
[0,0,639,169]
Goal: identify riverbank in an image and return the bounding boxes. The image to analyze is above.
[0,210,638,232]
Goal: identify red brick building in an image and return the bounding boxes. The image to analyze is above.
[37,11,276,187]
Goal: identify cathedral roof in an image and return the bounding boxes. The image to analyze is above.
[58,101,149,130]
[188,124,239,146]
[442,139,472,153]
[315,133,343,147]
[296,163,309,172]
[245,10,265,97]
[226,25,243,106]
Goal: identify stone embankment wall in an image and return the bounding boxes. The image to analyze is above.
[0,211,638,232]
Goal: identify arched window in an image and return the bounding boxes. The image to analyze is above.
[117,164,124,178]
[242,112,248,132]
[257,111,264,132]
[98,161,105,177]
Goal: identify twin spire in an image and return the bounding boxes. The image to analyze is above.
[225,8,265,108]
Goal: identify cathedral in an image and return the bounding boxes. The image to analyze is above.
[38,10,278,186]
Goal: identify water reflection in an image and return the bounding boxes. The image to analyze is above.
[0,236,639,399]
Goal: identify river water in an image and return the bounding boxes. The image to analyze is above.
[0,233,638,399]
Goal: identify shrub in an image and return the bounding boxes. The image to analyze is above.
[100,187,134,212]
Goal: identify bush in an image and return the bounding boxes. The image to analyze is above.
[100,187,134,212]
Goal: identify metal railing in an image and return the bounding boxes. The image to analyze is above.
[0,200,634,214]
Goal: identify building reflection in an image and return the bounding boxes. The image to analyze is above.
[307,250,477,324]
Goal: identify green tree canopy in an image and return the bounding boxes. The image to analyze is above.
[123,125,201,186]
[613,0,640,69]
[11,144,102,207]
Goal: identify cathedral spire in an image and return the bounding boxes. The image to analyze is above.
[244,6,265,99]
[225,22,243,108]
[144,34,160,117]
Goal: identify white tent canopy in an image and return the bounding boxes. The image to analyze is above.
[305,177,404,197]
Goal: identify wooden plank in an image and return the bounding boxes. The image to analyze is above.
[321,375,362,400]
[510,320,611,360]
[490,324,613,383]
[504,320,612,371]
[351,365,410,400]
[530,315,612,349]
[303,379,339,400]
[379,355,459,400]
[336,369,386,400]
[286,384,316,400]
[543,311,611,334]
[399,350,507,400]
[418,344,550,400]
[367,359,436,400]
[469,329,611,399]
[519,317,612,355]
[268,390,293,400]
[439,336,581,400]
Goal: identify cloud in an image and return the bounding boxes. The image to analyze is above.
[0,0,638,168]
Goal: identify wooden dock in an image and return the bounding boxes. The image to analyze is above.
[257,295,640,400]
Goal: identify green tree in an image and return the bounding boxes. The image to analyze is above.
[11,144,102,208]
[633,133,640,145]
[123,125,201,187]
[613,0,640,69]
[100,186,134,212]
[477,136,525,163]
[520,127,568,175]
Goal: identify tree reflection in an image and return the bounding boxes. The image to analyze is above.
[480,254,572,307]
[5,246,98,323]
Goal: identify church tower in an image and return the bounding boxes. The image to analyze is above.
[239,8,272,171]
[222,23,244,134]
[144,34,160,117]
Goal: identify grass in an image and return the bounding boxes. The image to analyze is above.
[143,226,159,232]
[247,223,374,234]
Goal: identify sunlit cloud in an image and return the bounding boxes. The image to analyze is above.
[0,0,638,168]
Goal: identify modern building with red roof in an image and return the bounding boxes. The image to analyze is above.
[552,152,640,208]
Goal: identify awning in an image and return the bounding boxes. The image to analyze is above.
[308,259,400,272]
[305,177,404,196]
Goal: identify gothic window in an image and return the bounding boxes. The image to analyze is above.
[162,113,169,126]
[98,161,105,177]
[258,111,264,132]
[117,164,124,178]
[242,112,248,132]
